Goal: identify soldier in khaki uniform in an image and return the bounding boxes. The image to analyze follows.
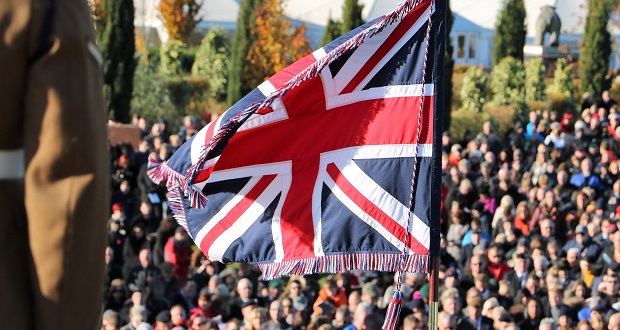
[0,0,109,328]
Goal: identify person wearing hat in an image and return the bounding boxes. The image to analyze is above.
[262,279,284,307]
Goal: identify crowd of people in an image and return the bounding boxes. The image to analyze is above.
[103,90,620,330]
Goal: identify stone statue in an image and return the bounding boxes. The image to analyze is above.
[534,5,561,47]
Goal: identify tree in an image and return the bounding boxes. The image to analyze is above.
[321,16,342,47]
[227,0,260,106]
[159,0,202,43]
[490,56,525,106]
[492,0,526,66]
[246,0,312,90]
[131,59,176,125]
[99,0,136,123]
[548,58,576,110]
[525,58,546,102]
[161,40,187,76]
[460,66,490,112]
[580,0,612,98]
[443,0,454,130]
[340,0,364,35]
[192,27,231,102]
[89,0,107,36]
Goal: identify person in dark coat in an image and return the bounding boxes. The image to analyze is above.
[123,221,151,279]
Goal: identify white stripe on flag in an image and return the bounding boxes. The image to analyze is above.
[208,175,283,260]
[338,161,430,250]
[313,48,327,60]
[258,80,277,96]
[193,176,262,249]
[330,4,432,95]
[191,115,224,165]
[324,173,406,252]
[352,5,434,93]
[327,84,435,110]
[410,213,431,250]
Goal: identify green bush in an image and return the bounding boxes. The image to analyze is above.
[525,57,546,102]
[185,76,211,117]
[450,108,491,141]
[165,77,193,112]
[161,40,186,76]
[451,71,464,111]
[460,66,489,112]
[483,104,518,138]
[131,59,179,128]
[547,58,576,114]
[491,56,525,106]
[192,27,231,102]
[548,91,575,117]
[179,46,197,73]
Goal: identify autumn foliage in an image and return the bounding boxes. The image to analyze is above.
[159,0,202,42]
[246,0,311,89]
[89,0,107,34]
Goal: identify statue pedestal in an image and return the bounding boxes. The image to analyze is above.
[523,44,579,72]
[524,45,565,59]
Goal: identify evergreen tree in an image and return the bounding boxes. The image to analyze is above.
[321,17,342,47]
[340,0,364,35]
[580,0,612,98]
[443,0,454,130]
[99,0,136,123]
[160,40,186,77]
[192,27,231,102]
[525,58,546,102]
[490,56,525,106]
[227,0,259,106]
[460,66,490,112]
[492,0,526,66]
[548,58,576,109]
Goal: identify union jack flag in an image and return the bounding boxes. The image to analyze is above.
[150,0,444,279]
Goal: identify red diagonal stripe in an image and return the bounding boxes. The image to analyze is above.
[326,162,429,254]
[199,174,278,255]
[193,120,218,183]
[340,2,429,94]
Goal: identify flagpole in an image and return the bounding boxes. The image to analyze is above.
[428,255,439,330]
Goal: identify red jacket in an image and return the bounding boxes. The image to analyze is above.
[164,237,193,279]
[488,262,512,281]
[313,288,348,314]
